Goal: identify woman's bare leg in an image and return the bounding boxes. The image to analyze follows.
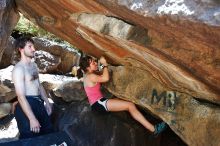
[107,98,155,132]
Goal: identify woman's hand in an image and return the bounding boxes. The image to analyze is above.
[99,56,108,66]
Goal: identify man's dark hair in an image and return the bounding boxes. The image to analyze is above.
[15,36,34,50]
[14,36,34,58]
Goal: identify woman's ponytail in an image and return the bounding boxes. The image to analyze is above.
[76,67,83,79]
[76,55,92,79]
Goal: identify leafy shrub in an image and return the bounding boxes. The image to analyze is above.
[13,14,80,54]
[14,14,61,42]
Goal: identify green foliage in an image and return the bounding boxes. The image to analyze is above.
[14,14,61,41]
[14,14,80,53]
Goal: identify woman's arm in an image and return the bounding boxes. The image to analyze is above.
[89,56,109,83]
[89,67,109,83]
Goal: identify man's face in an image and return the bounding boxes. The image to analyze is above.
[22,41,35,58]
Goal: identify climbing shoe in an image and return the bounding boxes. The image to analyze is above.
[153,122,167,137]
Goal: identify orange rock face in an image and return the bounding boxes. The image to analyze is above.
[15,0,220,103]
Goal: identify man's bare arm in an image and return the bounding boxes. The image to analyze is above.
[39,83,50,104]
[39,82,52,115]
[36,65,52,115]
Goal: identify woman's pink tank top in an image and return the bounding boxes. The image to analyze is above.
[84,83,103,105]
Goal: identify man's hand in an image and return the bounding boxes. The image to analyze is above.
[30,118,41,133]
[45,102,52,115]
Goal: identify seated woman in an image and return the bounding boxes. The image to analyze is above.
[77,55,167,136]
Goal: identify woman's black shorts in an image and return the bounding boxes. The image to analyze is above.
[91,98,109,113]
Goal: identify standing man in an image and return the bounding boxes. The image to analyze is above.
[12,36,53,139]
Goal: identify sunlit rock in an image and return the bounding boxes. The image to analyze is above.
[34,50,61,73]
[0,103,11,119]
[53,81,87,102]
[0,118,19,142]
[33,38,80,74]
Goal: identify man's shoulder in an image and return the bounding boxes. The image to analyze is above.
[13,62,24,73]
[12,63,25,79]
[31,62,38,68]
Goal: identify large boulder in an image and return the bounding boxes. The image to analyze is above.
[0,66,16,103]
[0,0,19,63]
[39,74,77,95]
[53,81,87,102]
[34,50,61,73]
[15,0,220,102]
[106,66,220,146]
[0,83,15,103]
[33,38,79,74]
[55,101,162,146]
[0,103,11,119]
[0,37,14,69]
[51,82,185,146]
